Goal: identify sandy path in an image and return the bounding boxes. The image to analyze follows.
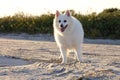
[0,34,120,80]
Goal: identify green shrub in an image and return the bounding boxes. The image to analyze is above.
[0,8,120,39]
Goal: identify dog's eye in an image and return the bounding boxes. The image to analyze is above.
[64,20,67,23]
[58,20,61,23]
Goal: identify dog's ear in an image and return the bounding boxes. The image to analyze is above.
[65,10,70,17]
[55,10,60,17]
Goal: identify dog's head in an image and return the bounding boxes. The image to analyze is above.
[53,10,73,33]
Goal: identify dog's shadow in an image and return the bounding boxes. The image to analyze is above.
[29,53,96,64]
[29,52,116,64]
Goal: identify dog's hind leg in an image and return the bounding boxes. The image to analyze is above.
[75,45,83,63]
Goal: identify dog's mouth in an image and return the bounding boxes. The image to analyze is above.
[60,25,68,32]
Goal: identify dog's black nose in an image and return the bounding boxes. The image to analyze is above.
[60,24,63,27]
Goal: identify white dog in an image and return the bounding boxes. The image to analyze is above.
[53,10,84,64]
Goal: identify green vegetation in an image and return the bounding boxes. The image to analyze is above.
[0,8,120,39]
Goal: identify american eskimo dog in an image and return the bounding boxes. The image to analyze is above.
[53,10,84,64]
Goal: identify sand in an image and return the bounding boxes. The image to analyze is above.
[0,33,120,80]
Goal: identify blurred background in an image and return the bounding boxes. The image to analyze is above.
[0,0,120,39]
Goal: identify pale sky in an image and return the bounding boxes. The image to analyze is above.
[0,0,120,17]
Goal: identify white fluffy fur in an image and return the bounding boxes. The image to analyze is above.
[53,10,84,64]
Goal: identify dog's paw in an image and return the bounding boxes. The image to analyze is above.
[76,58,84,63]
[61,60,67,65]
[61,61,67,64]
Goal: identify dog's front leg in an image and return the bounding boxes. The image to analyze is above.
[59,47,67,64]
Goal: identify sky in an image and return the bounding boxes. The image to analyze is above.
[0,0,120,17]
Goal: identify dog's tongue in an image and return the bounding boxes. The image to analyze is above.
[60,25,68,32]
[60,28,64,32]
